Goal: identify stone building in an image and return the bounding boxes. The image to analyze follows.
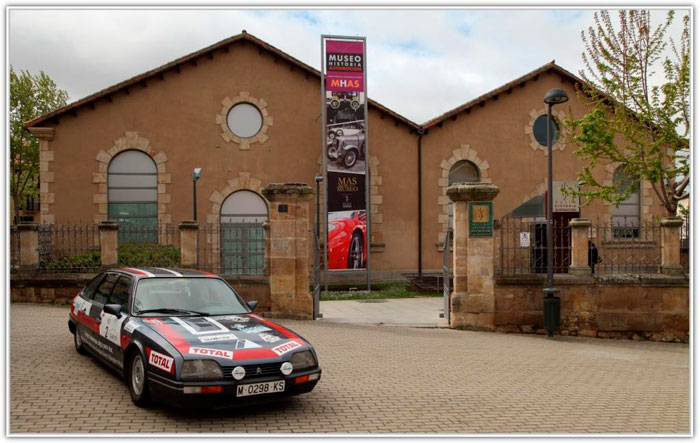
[24,31,667,280]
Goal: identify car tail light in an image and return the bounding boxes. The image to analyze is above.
[184,386,222,394]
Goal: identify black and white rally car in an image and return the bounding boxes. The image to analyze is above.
[68,267,321,408]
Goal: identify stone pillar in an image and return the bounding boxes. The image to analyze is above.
[18,223,39,270]
[179,221,198,268]
[263,221,271,274]
[660,216,684,275]
[446,183,500,331]
[262,183,314,320]
[99,221,119,268]
[569,218,592,275]
[28,127,55,225]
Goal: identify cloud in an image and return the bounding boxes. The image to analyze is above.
[8,8,688,124]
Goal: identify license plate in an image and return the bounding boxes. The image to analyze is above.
[236,380,285,397]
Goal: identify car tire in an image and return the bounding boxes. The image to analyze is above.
[127,351,152,407]
[347,231,364,269]
[343,150,358,168]
[74,326,87,355]
[335,129,344,136]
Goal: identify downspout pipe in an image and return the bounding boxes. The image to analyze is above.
[417,128,425,276]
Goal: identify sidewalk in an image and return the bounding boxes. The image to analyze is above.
[319,296,448,327]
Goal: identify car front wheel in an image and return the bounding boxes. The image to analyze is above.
[343,150,358,168]
[347,232,364,269]
[128,352,152,407]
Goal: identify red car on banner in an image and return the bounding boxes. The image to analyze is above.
[328,210,367,269]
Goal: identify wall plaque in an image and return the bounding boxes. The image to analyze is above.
[468,201,493,237]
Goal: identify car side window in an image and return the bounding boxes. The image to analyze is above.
[108,276,132,314]
[82,274,106,300]
[93,274,118,306]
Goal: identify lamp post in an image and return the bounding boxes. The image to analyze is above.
[314,173,324,243]
[192,168,202,222]
[542,88,568,338]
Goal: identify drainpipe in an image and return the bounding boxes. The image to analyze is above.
[417,128,425,276]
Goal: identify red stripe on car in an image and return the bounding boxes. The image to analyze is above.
[248,314,300,341]
[75,310,100,333]
[121,267,148,276]
[146,318,190,354]
[232,348,278,361]
[120,334,132,350]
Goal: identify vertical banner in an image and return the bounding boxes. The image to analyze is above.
[321,36,369,273]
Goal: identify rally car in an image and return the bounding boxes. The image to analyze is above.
[68,268,321,408]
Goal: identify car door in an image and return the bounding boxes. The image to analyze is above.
[98,275,133,368]
[83,273,119,363]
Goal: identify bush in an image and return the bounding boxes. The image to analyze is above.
[40,251,101,272]
[39,243,180,271]
[118,242,180,268]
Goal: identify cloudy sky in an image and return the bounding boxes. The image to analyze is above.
[8,7,688,124]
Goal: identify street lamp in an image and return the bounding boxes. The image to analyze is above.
[543,88,568,338]
[192,168,202,222]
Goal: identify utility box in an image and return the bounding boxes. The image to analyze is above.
[543,296,561,332]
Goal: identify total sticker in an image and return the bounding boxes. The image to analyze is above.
[271,340,302,356]
[188,347,233,360]
[148,349,174,373]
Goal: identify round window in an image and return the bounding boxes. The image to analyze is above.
[226,103,263,138]
[533,115,559,146]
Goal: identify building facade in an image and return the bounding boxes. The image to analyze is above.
[25,32,666,279]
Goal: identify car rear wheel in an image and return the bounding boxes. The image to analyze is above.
[128,352,152,407]
[74,326,87,355]
[343,150,358,168]
[347,232,364,269]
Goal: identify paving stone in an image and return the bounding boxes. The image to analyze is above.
[8,303,689,435]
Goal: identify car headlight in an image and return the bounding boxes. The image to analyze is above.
[181,359,223,380]
[290,351,317,371]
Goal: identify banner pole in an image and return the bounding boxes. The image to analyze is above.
[320,36,329,294]
[362,36,371,293]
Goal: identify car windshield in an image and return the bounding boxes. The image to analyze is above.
[132,278,248,316]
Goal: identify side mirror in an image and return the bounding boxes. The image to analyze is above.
[103,304,122,318]
[247,300,259,312]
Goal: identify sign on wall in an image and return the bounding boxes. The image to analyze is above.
[468,202,493,237]
[321,36,369,272]
[553,181,580,213]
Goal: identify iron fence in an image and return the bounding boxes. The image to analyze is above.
[37,223,100,272]
[590,217,661,274]
[198,223,267,276]
[497,217,571,275]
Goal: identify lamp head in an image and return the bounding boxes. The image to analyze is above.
[544,88,569,105]
[193,168,202,181]
[315,173,324,183]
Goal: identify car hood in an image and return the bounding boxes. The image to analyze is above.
[137,313,308,363]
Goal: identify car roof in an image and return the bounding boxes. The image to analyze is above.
[111,268,219,278]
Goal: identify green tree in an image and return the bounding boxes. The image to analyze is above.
[10,66,69,222]
[565,10,689,216]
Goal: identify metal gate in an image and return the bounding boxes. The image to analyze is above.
[442,229,452,325]
[220,223,265,275]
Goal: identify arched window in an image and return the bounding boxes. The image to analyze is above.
[108,150,158,243]
[220,190,268,275]
[448,160,480,229]
[612,165,640,238]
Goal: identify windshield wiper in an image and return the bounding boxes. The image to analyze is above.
[135,308,209,316]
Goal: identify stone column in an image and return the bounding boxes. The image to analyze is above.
[28,127,55,225]
[179,221,198,268]
[99,221,119,268]
[18,223,39,270]
[446,183,500,331]
[262,221,271,274]
[262,183,314,320]
[660,216,684,275]
[569,218,592,275]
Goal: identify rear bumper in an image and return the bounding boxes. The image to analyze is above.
[147,367,322,409]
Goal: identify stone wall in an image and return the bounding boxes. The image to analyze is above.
[494,274,689,342]
[10,272,271,313]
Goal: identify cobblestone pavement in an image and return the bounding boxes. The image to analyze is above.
[320,297,448,326]
[10,303,690,434]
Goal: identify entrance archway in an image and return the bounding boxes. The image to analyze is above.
[219,190,268,275]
